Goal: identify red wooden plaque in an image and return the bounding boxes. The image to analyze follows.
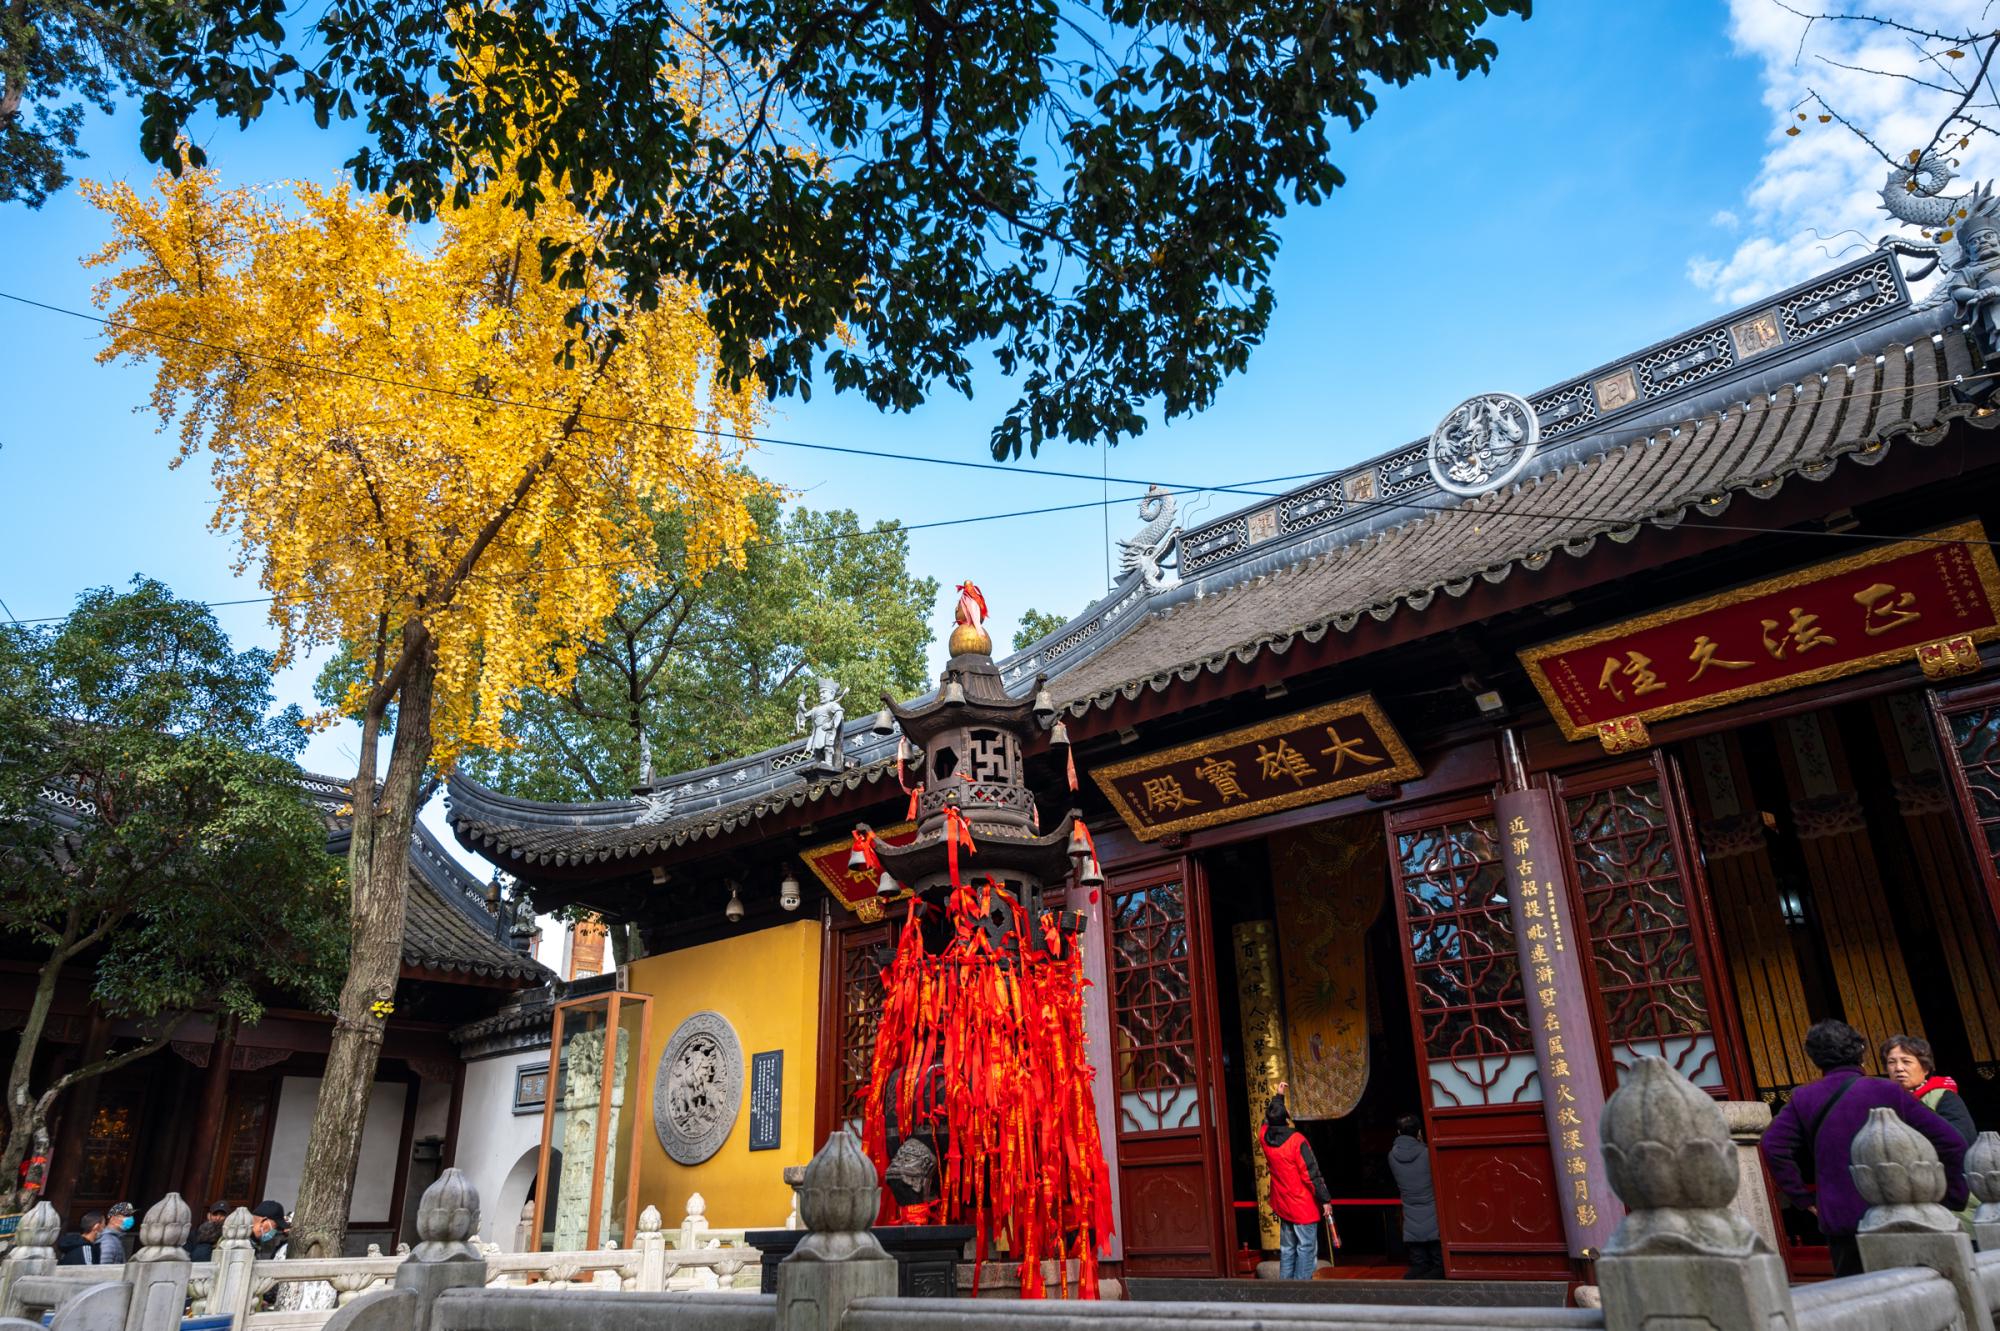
[801,821,918,920]
[1092,694,1422,841]
[1520,521,2000,741]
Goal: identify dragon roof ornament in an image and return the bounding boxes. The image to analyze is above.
[1117,484,1181,593]
[1879,148,2000,356]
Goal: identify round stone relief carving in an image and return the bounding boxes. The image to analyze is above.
[1428,391,1541,497]
[654,1010,743,1165]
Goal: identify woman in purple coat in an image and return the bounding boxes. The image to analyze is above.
[1761,1019,1968,1277]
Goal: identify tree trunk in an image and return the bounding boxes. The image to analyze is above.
[289,640,436,1257]
[2,909,78,1212]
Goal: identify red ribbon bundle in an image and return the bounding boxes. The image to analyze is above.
[863,877,1115,1299]
[850,828,882,877]
[941,805,977,887]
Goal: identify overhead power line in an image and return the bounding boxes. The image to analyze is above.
[5,288,1995,626]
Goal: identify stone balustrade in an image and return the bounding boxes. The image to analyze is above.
[14,1059,2000,1331]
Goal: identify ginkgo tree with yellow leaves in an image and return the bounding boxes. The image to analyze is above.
[84,153,765,1256]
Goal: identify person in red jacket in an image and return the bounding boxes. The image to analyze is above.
[1259,1081,1333,1279]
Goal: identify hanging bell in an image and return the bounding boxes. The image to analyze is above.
[1032,686,1055,723]
[1067,823,1091,862]
[1079,856,1105,889]
[847,840,870,873]
[1048,719,1070,746]
[941,679,967,706]
[871,707,895,735]
[876,869,901,898]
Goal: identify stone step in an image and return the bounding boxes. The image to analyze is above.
[1124,1277,1574,1308]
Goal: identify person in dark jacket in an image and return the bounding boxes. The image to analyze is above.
[1762,1019,1968,1277]
[187,1202,231,1261]
[1259,1082,1332,1280]
[56,1213,106,1266]
[1387,1113,1443,1280]
[1881,1035,1977,1144]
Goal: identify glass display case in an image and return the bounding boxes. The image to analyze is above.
[531,989,652,1250]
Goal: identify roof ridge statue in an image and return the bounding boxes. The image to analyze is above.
[1117,484,1181,593]
[1879,147,2000,355]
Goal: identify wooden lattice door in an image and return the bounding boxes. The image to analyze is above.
[816,921,894,1143]
[1549,754,1749,1098]
[1106,859,1231,1276]
[1931,682,2000,938]
[1385,794,1570,1281]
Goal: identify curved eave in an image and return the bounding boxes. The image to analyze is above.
[875,811,1081,887]
[449,757,904,869]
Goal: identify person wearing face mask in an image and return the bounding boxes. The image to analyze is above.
[1881,1034,1978,1145]
[99,1202,135,1264]
[249,1201,290,1259]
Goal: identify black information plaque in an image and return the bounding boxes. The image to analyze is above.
[748,1050,783,1152]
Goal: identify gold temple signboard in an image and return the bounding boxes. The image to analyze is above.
[1093,695,1421,841]
[1520,521,2000,743]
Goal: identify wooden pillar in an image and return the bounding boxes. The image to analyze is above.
[44,1007,114,1219]
[182,1015,239,1204]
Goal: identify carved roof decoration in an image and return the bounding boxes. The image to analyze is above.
[447,251,1980,872]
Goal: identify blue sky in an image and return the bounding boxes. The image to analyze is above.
[0,0,1956,805]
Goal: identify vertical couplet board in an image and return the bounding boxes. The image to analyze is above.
[1496,787,1622,1257]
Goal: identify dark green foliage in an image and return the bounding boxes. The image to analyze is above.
[0,0,167,205]
[127,0,1527,454]
[460,493,937,801]
[0,579,347,1027]
[1013,607,1068,651]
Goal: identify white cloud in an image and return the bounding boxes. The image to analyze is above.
[1690,0,1999,304]
[1711,208,1742,229]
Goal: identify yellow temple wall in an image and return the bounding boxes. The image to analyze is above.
[627,919,824,1229]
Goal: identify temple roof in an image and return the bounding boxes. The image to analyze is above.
[447,251,1983,874]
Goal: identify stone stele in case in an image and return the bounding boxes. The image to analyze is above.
[654,1010,745,1165]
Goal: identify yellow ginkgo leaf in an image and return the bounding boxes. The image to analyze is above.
[1948,48,1966,58]
[1818,115,1831,123]
[1787,126,1802,136]
[1940,229,1956,242]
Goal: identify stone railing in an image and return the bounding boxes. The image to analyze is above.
[0,1186,761,1331]
[16,1058,2000,1331]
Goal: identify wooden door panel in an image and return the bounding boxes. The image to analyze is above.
[1552,753,1747,1097]
[1107,862,1229,1276]
[1117,1136,1215,1275]
[1931,683,2000,935]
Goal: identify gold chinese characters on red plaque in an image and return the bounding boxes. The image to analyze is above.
[1093,695,1422,841]
[1521,521,2000,742]
[802,821,917,920]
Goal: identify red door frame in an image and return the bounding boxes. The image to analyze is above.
[1103,853,1234,1276]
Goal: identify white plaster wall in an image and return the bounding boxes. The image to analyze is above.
[265,1078,409,1220]
[454,1050,552,1251]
